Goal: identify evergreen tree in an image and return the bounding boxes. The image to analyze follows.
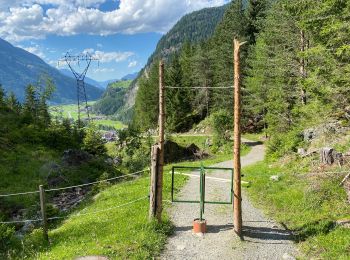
[0,85,6,109]
[6,92,21,113]
[23,85,38,123]
[82,125,107,156]
[133,61,160,131]
[165,55,192,132]
[246,0,269,45]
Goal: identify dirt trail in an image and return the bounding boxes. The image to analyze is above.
[161,139,298,260]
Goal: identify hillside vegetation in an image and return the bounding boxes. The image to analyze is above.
[93,80,132,116]
[131,1,350,258]
[107,5,228,122]
[0,38,102,103]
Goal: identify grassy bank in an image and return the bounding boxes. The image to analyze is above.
[13,136,251,259]
[243,160,350,259]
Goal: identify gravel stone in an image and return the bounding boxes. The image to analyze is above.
[161,139,298,260]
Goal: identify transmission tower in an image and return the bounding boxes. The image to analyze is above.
[59,52,99,126]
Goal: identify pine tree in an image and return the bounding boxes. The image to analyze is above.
[6,92,21,113]
[246,0,269,45]
[165,55,192,132]
[133,62,160,131]
[23,85,38,124]
[0,85,6,109]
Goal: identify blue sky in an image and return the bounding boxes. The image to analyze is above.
[0,0,228,81]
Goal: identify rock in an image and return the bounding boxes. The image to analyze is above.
[104,157,113,165]
[297,148,306,156]
[187,143,200,154]
[320,147,334,165]
[320,147,343,165]
[205,138,212,147]
[336,219,350,228]
[282,253,296,260]
[113,157,122,165]
[39,162,60,177]
[270,175,280,182]
[62,149,92,166]
[21,221,35,233]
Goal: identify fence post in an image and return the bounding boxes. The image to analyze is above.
[157,60,165,222]
[233,38,246,237]
[149,145,159,220]
[39,185,48,242]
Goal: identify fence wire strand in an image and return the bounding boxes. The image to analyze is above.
[0,169,149,197]
[1,195,149,224]
[45,169,149,192]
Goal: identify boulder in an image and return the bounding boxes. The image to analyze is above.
[270,175,280,182]
[62,149,92,166]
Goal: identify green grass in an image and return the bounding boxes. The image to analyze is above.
[242,160,350,259]
[108,80,132,89]
[50,102,126,130]
[18,168,188,259]
[14,136,250,259]
[0,145,59,208]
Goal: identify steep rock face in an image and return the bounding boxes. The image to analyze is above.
[115,4,228,122]
[0,38,102,103]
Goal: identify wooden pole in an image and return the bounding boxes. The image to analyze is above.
[156,60,165,222]
[149,145,159,220]
[39,185,49,242]
[233,39,245,236]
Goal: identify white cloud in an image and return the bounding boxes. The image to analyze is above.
[0,0,228,42]
[82,48,134,63]
[92,67,115,73]
[19,44,46,59]
[95,50,134,63]
[128,60,137,68]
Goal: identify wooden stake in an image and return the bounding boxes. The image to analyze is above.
[39,185,49,242]
[149,145,159,220]
[156,60,165,222]
[233,39,245,237]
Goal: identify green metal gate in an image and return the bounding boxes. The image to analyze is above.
[171,164,234,221]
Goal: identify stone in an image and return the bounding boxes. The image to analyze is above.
[62,149,92,166]
[270,175,280,182]
[336,219,350,228]
[282,253,296,260]
[297,148,306,156]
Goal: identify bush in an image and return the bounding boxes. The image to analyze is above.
[0,223,16,251]
[82,125,107,156]
[210,109,233,147]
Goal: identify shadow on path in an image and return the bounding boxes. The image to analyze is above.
[242,225,295,244]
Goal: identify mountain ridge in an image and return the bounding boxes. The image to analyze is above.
[0,38,103,104]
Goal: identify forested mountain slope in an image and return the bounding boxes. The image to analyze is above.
[110,4,228,122]
[0,38,103,103]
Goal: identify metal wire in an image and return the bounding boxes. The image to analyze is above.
[0,218,42,224]
[0,169,149,197]
[0,190,40,198]
[0,195,149,224]
[47,195,149,220]
[45,170,148,192]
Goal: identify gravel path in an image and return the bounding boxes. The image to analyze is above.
[161,140,298,260]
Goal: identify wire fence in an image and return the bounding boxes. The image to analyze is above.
[0,169,150,226]
[0,195,149,224]
[0,169,149,198]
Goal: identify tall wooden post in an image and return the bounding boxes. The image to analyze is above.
[149,145,159,220]
[156,60,165,222]
[39,185,49,242]
[233,39,245,236]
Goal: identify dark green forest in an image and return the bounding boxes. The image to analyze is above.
[133,0,350,157]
